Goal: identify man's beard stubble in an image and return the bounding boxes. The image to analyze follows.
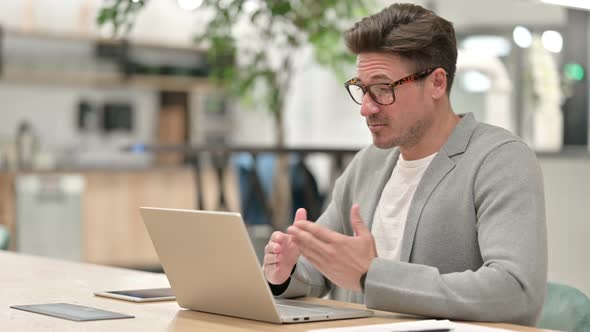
[372,116,433,149]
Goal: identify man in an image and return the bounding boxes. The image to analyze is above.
[263,3,547,326]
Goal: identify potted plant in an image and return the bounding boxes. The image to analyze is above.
[98,0,373,229]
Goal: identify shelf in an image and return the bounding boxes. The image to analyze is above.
[1,69,213,92]
[2,27,206,53]
[127,74,213,92]
[0,27,213,92]
[2,69,120,86]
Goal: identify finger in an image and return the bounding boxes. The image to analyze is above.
[270,231,288,244]
[263,253,279,265]
[350,204,369,237]
[292,220,342,244]
[294,208,307,222]
[288,225,328,253]
[264,241,281,254]
[263,263,277,279]
[288,226,330,265]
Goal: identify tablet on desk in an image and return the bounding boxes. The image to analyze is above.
[94,288,175,302]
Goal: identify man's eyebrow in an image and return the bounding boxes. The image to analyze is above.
[363,73,393,82]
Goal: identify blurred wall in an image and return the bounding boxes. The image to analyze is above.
[0,83,158,151]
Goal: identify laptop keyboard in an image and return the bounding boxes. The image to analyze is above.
[276,304,327,317]
[275,299,354,318]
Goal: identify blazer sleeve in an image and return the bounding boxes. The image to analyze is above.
[364,141,548,326]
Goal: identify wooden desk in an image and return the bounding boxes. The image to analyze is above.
[0,251,554,331]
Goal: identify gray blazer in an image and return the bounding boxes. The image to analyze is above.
[276,113,547,326]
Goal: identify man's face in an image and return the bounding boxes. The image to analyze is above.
[355,52,434,149]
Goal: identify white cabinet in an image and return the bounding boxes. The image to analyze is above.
[16,174,84,261]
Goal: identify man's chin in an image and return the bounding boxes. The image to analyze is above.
[370,131,401,149]
[372,139,397,149]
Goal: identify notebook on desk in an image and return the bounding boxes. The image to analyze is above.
[140,207,373,324]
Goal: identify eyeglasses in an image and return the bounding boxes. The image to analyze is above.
[344,68,437,105]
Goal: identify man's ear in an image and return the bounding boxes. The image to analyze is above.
[431,68,448,100]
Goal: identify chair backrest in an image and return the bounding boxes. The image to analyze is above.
[0,225,9,250]
[538,282,590,332]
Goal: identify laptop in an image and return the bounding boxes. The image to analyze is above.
[140,207,373,324]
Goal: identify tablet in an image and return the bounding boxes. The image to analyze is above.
[11,303,134,321]
[94,288,175,302]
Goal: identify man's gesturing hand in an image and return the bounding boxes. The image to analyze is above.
[263,208,307,285]
[287,204,377,292]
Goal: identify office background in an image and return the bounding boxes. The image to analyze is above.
[0,0,588,302]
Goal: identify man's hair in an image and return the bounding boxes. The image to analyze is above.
[344,3,457,94]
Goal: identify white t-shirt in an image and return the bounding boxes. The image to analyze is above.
[371,152,437,261]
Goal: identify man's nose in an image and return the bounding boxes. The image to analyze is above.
[360,93,380,117]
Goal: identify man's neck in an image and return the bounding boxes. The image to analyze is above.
[399,108,460,161]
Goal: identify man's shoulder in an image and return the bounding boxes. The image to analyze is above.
[456,122,540,175]
[337,144,396,185]
[469,122,532,155]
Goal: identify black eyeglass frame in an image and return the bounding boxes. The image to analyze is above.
[344,68,438,105]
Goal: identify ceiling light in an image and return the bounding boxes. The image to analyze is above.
[177,0,203,11]
[513,26,533,48]
[541,0,590,11]
[541,30,563,53]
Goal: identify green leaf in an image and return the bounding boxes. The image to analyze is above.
[269,1,292,16]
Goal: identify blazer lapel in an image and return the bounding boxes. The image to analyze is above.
[399,113,478,262]
[399,152,455,262]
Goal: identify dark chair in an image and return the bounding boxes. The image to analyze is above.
[537,282,590,332]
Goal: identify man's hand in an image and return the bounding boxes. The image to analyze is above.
[263,208,307,285]
[287,204,377,292]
